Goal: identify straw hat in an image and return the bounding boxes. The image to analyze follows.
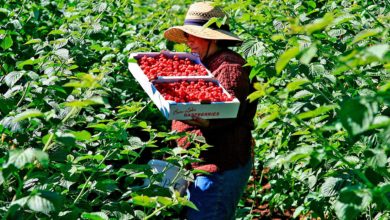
[164,2,243,46]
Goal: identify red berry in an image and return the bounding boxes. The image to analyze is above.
[154,80,234,103]
[138,52,209,80]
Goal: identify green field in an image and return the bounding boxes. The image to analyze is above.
[0,0,389,219]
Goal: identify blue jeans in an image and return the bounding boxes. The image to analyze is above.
[186,160,252,220]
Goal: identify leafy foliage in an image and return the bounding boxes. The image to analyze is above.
[227,0,390,219]
[0,0,389,219]
[0,0,196,219]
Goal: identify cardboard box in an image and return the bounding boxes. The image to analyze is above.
[129,51,213,80]
[128,52,240,120]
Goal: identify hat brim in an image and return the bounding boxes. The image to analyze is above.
[164,25,243,47]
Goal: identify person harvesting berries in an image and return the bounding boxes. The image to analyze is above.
[164,2,258,219]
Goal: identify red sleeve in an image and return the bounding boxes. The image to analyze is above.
[204,63,250,130]
[171,120,203,148]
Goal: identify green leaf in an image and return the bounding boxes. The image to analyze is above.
[13,109,44,122]
[74,155,94,163]
[379,81,390,92]
[286,78,310,92]
[369,116,390,130]
[118,104,143,117]
[247,91,265,103]
[132,195,157,208]
[339,188,363,205]
[178,197,198,211]
[81,212,109,220]
[27,71,39,80]
[42,133,52,145]
[366,149,387,168]
[70,130,92,141]
[10,196,29,208]
[304,1,316,9]
[271,34,285,41]
[364,167,384,185]
[129,136,144,147]
[204,17,221,28]
[247,82,275,102]
[276,47,300,74]
[48,29,66,35]
[27,194,55,214]
[4,71,24,87]
[16,58,43,69]
[351,28,381,44]
[0,8,10,15]
[334,201,360,220]
[120,30,133,37]
[54,48,69,61]
[6,148,48,169]
[320,177,345,197]
[332,14,354,26]
[65,97,105,107]
[102,54,116,62]
[1,35,13,50]
[38,191,63,210]
[16,60,34,70]
[24,39,42,45]
[1,116,22,132]
[0,171,4,185]
[93,154,105,161]
[328,29,347,37]
[305,13,334,34]
[87,123,109,131]
[134,210,146,219]
[96,179,118,192]
[63,74,100,88]
[379,183,390,194]
[366,44,389,60]
[293,206,305,218]
[297,105,337,120]
[33,150,49,168]
[335,186,371,220]
[50,38,68,48]
[287,146,312,162]
[56,132,76,146]
[157,196,174,206]
[339,98,378,136]
[300,45,317,64]
[128,57,137,63]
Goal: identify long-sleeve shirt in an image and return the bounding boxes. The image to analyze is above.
[172,49,257,172]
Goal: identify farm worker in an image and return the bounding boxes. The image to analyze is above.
[164,2,258,220]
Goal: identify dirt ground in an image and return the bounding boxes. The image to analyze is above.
[239,167,297,220]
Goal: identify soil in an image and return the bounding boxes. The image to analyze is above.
[242,167,296,220]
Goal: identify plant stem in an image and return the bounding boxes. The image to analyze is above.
[143,205,168,220]
[73,149,115,204]
[15,0,27,18]
[62,107,78,123]
[16,82,30,107]
[42,132,55,152]
[364,10,386,28]
[11,172,23,202]
[126,99,152,126]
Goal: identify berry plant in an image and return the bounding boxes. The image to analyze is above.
[0,0,389,219]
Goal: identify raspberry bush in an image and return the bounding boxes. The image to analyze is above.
[0,0,389,219]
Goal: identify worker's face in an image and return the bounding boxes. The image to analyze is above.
[186,34,211,60]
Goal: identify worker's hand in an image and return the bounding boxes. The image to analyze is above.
[181,116,210,128]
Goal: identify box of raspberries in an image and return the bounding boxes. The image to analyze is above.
[128,51,240,120]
